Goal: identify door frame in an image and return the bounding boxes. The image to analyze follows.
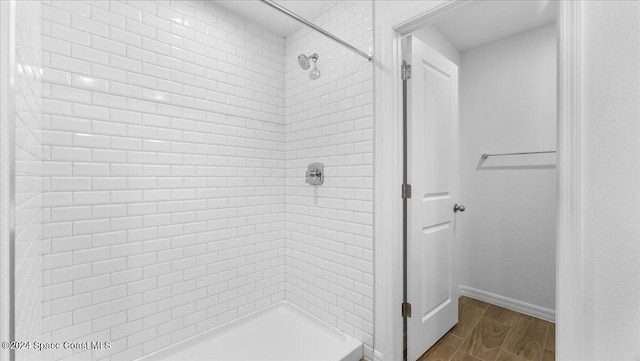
[0,1,16,361]
[372,1,583,360]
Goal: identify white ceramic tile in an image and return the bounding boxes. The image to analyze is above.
[40,1,377,360]
[42,1,286,360]
[284,1,374,358]
[50,22,91,46]
[71,13,109,37]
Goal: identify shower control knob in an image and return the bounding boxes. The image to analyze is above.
[453,204,465,213]
[305,162,324,185]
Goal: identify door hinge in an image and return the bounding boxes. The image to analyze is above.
[401,184,412,199]
[402,63,412,80]
[402,302,412,318]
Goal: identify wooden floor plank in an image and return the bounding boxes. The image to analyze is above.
[541,349,555,361]
[418,332,464,361]
[482,304,527,327]
[420,298,554,361]
[544,323,555,352]
[496,350,531,361]
[502,315,547,361]
[449,302,486,339]
[460,317,511,361]
[451,350,484,361]
[460,296,491,310]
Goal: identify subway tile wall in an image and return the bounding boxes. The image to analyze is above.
[284,1,375,358]
[15,1,44,360]
[42,0,375,359]
[41,1,286,359]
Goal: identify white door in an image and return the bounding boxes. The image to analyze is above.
[405,35,460,361]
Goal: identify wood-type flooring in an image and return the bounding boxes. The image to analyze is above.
[418,296,555,361]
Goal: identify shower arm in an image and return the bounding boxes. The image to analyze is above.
[259,0,373,62]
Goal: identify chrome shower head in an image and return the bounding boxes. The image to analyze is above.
[298,53,320,79]
[298,54,311,70]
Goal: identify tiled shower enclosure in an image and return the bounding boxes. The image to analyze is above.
[2,0,374,360]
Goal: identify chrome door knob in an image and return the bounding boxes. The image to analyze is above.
[453,204,465,212]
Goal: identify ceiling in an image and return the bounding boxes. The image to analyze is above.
[212,0,338,37]
[433,0,557,52]
[214,1,556,48]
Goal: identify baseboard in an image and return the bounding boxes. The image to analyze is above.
[459,285,556,323]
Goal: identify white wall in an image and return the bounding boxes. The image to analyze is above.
[374,1,640,359]
[284,1,375,358]
[459,24,557,312]
[411,25,460,65]
[581,1,640,359]
[41,1,286,360]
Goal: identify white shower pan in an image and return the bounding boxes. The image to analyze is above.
[138,301,363,361]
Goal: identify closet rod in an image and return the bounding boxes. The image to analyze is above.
[481,151,557,159]
[259,0,373,62]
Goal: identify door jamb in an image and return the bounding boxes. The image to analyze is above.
[372,1,583,360]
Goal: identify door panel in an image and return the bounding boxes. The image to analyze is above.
[406,35,460,361]
[418,61,451,195]
[420,222,451,319]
